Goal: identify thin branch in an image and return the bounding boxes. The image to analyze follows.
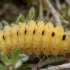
[39,0,43,20]
[45,0,62,26]
[39,63,70,70]
[65,0,70,7]
[31,64,38,70]
[55,0,62,11]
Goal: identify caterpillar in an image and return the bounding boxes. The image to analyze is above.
[0,20,70,56]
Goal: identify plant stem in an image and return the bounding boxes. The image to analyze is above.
[39,0,43,20]
[45,0,62,26]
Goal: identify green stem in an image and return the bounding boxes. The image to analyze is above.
[39,0,43,20]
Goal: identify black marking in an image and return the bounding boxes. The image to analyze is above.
[35,48,36,49]
[33,30,35,34]
[44,48,45,49]
[17,32,18,35]
[62,35,66,40]
[52,32,55,37]
[42,30,44,35]
[25,29,27,34]
[3,35,5,40]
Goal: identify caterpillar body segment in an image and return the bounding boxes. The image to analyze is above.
[50,26,64,55]
[0,31,5,52]
[0,20,70,56]
[11,24,19,52]
[60,31,70,55]
[3,26,11,55]
[32,21,45,55]
[41,22,54,55]
[24,21,36,55]
[18,22,26,54]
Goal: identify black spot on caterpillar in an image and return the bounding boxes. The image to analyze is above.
[52,32,55,37]
[0,20,70,56]
[17,32,18,35]
[33,30,35,34]
[42,30,44,35]
[25,29,27,34]
[3,35,5,40]
[62,35,66,40]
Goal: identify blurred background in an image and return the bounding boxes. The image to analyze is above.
[0,0,70,25]
[0,1,70,70]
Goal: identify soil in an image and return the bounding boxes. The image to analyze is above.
[0,3,29,22]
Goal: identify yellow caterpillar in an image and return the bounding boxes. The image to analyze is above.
[0,20,70,56]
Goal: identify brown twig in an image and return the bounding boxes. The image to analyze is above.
[39,63,70,70]
[65,0,70,7]
[45,0,62,26]
[31,64,38,70]
[55,0,62,11]
[39,0,43,20]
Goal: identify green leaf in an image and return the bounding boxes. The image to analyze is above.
[17,64,31,70]
[68,9,70,17]
[2,20,10,26]
[1,53,10,66]
[15,54,29,69]
[16,14,25,23]
[15,60,22,69]
[0,22,3,30]
[12,47,21,65]
[0,65,6,70]
[61,19,69,24]
[38,55,66,68]
[18,54,29,62]
[28,7,35,20]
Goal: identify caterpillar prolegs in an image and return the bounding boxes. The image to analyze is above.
[0,20,70,56]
